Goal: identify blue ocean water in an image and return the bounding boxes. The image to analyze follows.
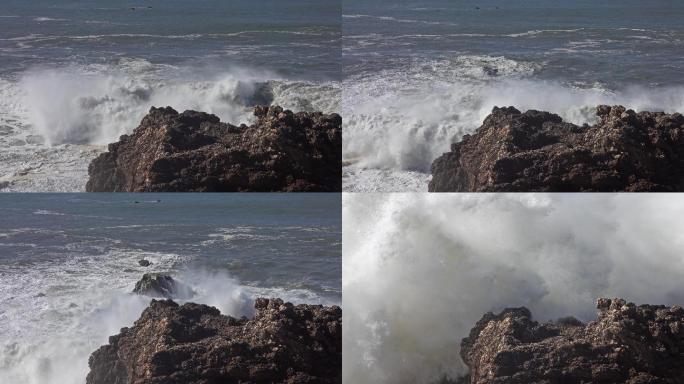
[0,0,340,191]
[342,0,684,191]
[0,193,340,384]
[0,0,340,79]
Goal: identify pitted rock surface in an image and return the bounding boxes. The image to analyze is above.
[460,298,684,384]
[86,298,342,384]
[86,106,342,192]
[430,106,684,191]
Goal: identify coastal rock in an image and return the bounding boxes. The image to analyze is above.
[132,273,193,299]
[86,298,342,384]
[429,105,684,191]
[138,259,151,267]
[460,298,684,384]
[86,105,342,192]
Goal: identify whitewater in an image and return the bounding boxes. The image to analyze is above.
[0,0,340,191]
[343,193,684,383]
[342,0,684,191]
[0,193,341,384]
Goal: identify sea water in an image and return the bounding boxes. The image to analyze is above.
[343,193,684,383]
[342,0,684,191]
[0,0,341,191]
[0,193,341,384]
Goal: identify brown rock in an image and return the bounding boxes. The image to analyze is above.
[429,106,684,191]
[460,298,684,383]
[86,298,342,384]
[86,105,342,192]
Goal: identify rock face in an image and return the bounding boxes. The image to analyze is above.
[429,106,684,191]
[460,298,684,384]
[132,273,193,299]
[86,298,342,384]
[86,105,342,192]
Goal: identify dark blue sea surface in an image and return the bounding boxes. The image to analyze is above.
[0,193,341,298]
[0,0,340,79]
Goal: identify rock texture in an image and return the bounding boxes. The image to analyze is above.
[460,298,684,384]
[86,298,342,384]
[429,106,684,191]
[132,273,193,299]
[86,106,342,192]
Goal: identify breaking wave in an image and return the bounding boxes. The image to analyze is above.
[12,60,338,145]
[342,55,684,191]
[343,193,684,383]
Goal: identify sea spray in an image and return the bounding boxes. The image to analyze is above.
[342,55,684,191]
[342,194,684,383]
[18,63,338,146]
[0,60,339,191]
[0,265,331,384]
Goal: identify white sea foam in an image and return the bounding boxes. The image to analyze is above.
[33,17,67,22]
[0,58,339,191]
[343,194,684,383]
[0,248,329,384]
[342,14,458,26]
[342,55,684,191]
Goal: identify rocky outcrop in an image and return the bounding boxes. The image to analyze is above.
[460,298,684,384]
[132,273,193,299]
[86,298,342,384]
[86,105,342,192]
[429,106,684,191]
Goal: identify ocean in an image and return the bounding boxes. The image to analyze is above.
[343,193,684,383]
[342,0,684,191]
[0,193,341,384]
[0,0,341,191]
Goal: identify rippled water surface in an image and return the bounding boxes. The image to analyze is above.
[0,193,341,384]
[342,0,684,191]
[0,0,341,191]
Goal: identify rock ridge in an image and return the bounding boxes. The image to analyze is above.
[86,297,342,384]
[430,105,684,191]
[459,298,684,384]
[86,105,342,192]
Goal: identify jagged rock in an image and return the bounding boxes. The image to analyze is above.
[86,105,342,192]
[132,273,193,299]
[460,298,684,384]
[138,259,151,267]
[430,106,684,191]
[86,298,342,384]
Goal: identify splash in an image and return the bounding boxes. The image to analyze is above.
[0,257,329,384]
[342,55,684,191]
[343,193,684,383]
[14,60,339,146]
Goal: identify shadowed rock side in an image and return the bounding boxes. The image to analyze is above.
[86,298,342,384]
[460,298,684,384]
[86,106,342,192]
[429,106,684,191]
[132,273,194,299]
